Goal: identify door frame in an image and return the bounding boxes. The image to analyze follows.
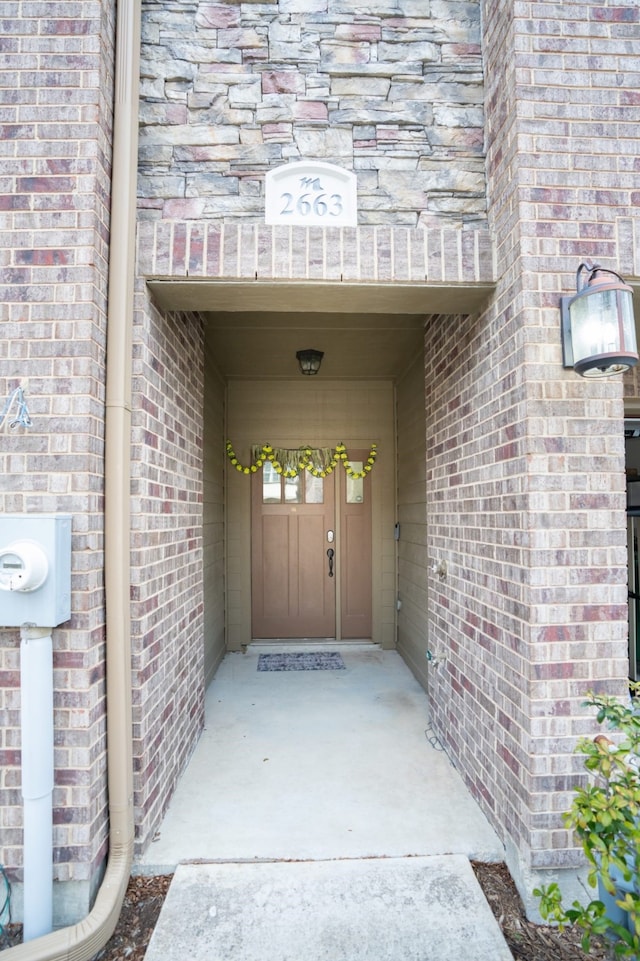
[224,379,397,652]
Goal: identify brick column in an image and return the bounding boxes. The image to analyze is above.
[0,0,116,921]
[425,0,638,912]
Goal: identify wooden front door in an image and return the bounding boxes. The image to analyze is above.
[251,463,336,638]
[251,455,373,639]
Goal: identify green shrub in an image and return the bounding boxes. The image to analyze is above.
[534,686,640,957]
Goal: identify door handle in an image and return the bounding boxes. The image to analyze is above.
[327,548,334,578]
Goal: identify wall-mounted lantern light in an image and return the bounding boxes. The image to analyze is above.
[561,262,638,377]
[296,349,324,376]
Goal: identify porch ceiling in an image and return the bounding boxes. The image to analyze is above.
[149,280,493,379]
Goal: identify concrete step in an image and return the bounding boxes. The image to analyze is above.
[144,855,513,961]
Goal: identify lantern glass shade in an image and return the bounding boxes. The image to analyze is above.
[296,349,324,375]
[561,266,638,377]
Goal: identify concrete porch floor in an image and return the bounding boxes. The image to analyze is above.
[137,644,513,961]
[135,643,504,870]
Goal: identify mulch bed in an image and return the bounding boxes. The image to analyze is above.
[92,875,173,961]
[472,861,610,961]
[0,875,172,960]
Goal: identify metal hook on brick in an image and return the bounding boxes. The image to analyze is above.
[0,386,33,430]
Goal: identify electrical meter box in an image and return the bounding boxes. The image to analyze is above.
[0,514,72,628]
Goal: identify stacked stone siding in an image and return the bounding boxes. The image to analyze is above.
[138,0,486,227]
[0,0,116,909]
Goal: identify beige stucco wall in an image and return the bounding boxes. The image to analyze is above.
[225,379,396,649]
[395,350,430,687]
[203,335,227,685]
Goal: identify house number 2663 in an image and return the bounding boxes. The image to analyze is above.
[279,178,344,220]
[265,164,356,227]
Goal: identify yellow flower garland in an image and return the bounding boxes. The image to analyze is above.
[225,442,377,479]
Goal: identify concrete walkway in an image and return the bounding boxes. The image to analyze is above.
[137,645,512,960]
[144,856,513,961]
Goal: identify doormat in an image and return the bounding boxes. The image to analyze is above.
[257,652,346,672]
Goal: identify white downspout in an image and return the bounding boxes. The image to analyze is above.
[20,627,54,942]
[5,0,141,957]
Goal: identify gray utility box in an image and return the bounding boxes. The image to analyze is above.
[0,514,72,628]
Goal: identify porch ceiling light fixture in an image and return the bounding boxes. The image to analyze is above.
[561,262,638,377]
[296,348,324,375]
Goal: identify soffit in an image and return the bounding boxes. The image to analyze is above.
[148,280,493,316]
[148,280,492,380]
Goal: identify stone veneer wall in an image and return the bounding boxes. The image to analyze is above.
[138,0,486,227]
[0,0,116,920]
[130,292,206,852]
[422,0,639,908]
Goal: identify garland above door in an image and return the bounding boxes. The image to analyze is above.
[225,441,377,479]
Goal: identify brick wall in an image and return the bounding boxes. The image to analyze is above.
[422,0,638,900]
[130,292,205,851]
[0,0,116,915]
[138,0,486,227]
[2,0,638,920]
[424,303,627,876]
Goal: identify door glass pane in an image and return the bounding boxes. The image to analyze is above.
[263,463,281,503]
[305,472,324,504]
[346,463,364,504]
[284,474,302,503]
